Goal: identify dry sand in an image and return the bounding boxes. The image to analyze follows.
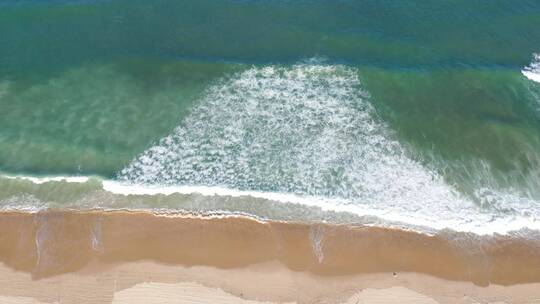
[0,261,539,304]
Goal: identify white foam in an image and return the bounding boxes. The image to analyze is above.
[523,71,540,83]
[120,64,465,210]
[2,63,540,236]
[112,181,540,235]
[2,174,90,184]
[522,53,540,83]
[1,174,540,235]
[113,62,540,236]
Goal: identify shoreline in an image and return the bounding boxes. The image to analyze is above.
[2,174,540,235]
[0,209,539,285]
[0,210,538,302]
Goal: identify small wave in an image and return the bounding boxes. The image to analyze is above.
[102,181,540,235]
[2,174,90,184]
[522,53,540,83]
[2,174,540,235]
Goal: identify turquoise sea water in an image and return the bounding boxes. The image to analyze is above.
[1,0,540,233]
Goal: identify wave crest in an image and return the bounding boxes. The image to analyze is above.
[523,53,540,83]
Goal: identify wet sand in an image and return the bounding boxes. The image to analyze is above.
[0,210,539,303]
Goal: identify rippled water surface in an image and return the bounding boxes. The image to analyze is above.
[1,0,540,233]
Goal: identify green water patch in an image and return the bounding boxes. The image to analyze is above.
[0,59,245,176]
[0,176,103,205]
[362,68,540,200]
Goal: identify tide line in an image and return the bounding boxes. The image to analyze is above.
[2,174,540,236]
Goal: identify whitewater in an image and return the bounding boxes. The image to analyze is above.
[2,62,539,236]
[523,53,540,83]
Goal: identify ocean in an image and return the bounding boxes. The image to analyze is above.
[1,0,540,235]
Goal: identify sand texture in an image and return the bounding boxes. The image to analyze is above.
[0,210,538,303]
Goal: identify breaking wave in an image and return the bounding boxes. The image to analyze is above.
[120,63,466,210]
[118,62,518,232]
[4,62,537,235]
[523,53,540,83]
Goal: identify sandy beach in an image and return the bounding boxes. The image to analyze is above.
[0,210,539,303]
[1,260,540,304]
[3,0,540,303]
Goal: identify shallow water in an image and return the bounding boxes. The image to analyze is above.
[1,0,540,234]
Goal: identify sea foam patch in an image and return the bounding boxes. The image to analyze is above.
[523,53,540,83]
[2,174,90,184]
[3,63,540,235]
[120,63,466,213]
[2,174,540,235]
[119,63,539,234]
[101,181,540,235]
